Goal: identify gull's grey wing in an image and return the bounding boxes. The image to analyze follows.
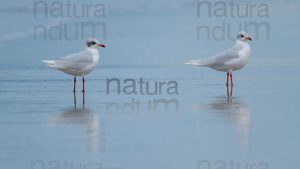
[54,50,94,71]
[206,48,239,66]
[185,48,239,67]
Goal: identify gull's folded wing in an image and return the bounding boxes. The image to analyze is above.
[53,50,94,71]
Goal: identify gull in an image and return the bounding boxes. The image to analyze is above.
[186,31,252,86]
[42,38,105,92]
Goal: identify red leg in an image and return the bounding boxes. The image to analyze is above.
[82,91,85,107]
[226,84,229,97]
[82,77,85,92]
[226,81,233,97]
[230,72,233,86]
[226,72,229,86]
[73,76,76,92]
[73,91,77,110]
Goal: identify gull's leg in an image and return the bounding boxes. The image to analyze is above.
[73,76,76,92]
[230,72,233,86]
[226,72,229,86]
[82,91,85,108]
[73,91,77,110]
[82,77,85,93]
[226,84,230,98]
[226,82,233,98]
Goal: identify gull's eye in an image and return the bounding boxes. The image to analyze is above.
[91,42,96,45]
[240,34,244,38]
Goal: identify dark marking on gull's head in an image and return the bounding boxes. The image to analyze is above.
[237,31,252,42]
[86,38,106,48]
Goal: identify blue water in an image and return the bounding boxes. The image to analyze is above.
[1,0,300,169]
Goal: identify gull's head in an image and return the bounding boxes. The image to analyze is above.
[237,31,252,42]
[86,38,106,49]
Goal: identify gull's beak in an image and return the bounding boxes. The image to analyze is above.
[98,43,106,48]
[246,36,252,41]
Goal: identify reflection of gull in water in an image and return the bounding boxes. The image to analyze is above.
[193,87,251,152]
[49,106,100,153]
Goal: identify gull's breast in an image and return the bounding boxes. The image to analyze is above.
[227,47,250,71]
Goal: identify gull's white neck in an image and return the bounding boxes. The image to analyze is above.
[234,40,250,50]
[86,47,100,63]
[233,40,251,62]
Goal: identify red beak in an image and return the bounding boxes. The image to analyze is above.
[98,44,106,47]
[246,36,252,41]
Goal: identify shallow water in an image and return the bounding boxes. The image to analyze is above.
[1,0,300,169]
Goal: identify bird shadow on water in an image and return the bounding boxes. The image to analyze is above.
[193,85,251,152]
[48,92,100,153]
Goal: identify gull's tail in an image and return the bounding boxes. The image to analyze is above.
[185,60,208,66]
[42,60,59,68]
